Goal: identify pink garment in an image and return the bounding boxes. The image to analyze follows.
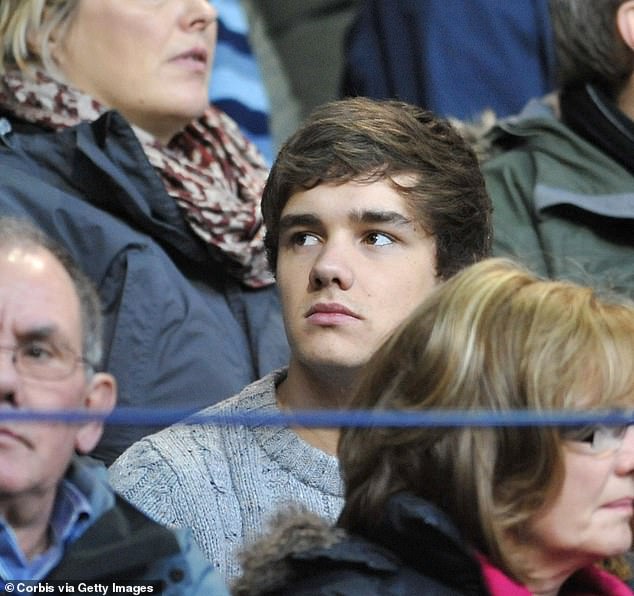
[476,553,633,596]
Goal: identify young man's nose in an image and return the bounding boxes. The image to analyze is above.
[308,243,354,290]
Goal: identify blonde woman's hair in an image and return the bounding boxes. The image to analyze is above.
[338,258,634,583]
[0,0,77,75]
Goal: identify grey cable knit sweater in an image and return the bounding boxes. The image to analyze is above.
[108,369,344,580]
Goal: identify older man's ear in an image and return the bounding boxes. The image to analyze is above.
[75,372,117,454]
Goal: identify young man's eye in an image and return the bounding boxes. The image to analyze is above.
[291,232,320,247]
[364,232,394,246]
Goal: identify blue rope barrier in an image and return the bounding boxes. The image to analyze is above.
[0,408,633,428]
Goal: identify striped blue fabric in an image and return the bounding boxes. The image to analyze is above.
[210,0,274,164]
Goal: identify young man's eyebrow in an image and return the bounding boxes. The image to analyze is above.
[349,209,414,226]
[278,210,414,234]
[278,213,322,233]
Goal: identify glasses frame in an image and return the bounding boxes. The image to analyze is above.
[561,424,632,455]
[0,343,90,381]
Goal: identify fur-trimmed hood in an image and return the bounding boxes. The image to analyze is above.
[448,92,562,163]
[231,494,488,596]
[232,507,347,595]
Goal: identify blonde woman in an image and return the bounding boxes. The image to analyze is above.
[236,258,634,595]
[0,1,288,464]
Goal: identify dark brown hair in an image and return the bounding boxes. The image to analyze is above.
[262,97,491,279]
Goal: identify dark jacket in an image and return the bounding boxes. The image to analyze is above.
[47,496,227,594]
[233,492,488,595]
[0,458,227,594]
[0,111,289,464]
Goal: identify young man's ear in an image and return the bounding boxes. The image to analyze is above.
[75,372,117,455]
[617,0,634,50]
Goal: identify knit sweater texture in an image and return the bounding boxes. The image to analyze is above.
[108,369,344,580]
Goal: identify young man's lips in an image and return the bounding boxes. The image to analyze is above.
[305,303,361,323]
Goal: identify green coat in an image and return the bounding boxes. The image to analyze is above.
[483,98,634,299]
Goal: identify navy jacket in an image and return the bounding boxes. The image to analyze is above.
[0,111,289,464]
[342,0,556,120]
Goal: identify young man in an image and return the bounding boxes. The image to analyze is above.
[0,217,226,593]
[109,97,492,579]
[485,0,634,299]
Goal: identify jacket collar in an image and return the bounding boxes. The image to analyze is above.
[561,83,634,176]
[73,112,210,265]
[364,492,484,588]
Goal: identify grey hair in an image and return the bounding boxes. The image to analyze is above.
[0,216,103,371]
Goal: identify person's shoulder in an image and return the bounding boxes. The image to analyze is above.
[146,527,230,595]
[233,507,409,596]
[86,497,229,595]
[196,368,286,416]
[108,370,286,486]
[0,114,68,168]
[490,94,561,136]
[107,420,225,511]
[472,94,562,159]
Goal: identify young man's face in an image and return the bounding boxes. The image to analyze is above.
[276,179,438,378]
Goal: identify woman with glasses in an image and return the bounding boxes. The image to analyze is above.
[234,258,634,595]
[0,0,288,465]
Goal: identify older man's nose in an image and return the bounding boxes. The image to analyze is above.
[0,346,19,406]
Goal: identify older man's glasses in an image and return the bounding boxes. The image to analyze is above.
[0,341,88,381]
[561,425,631,454]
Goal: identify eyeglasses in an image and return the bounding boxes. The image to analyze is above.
[0,341,89,381]
[561,425,631,454]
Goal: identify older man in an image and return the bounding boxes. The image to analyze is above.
[0,217,226,593]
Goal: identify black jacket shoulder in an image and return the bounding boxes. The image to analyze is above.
[233,494,488,596]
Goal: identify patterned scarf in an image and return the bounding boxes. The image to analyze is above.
[0,69,273,288]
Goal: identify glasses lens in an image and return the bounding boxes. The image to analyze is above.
[16,341,78,380]
[592,425,628,452]
[562,424,628,453]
